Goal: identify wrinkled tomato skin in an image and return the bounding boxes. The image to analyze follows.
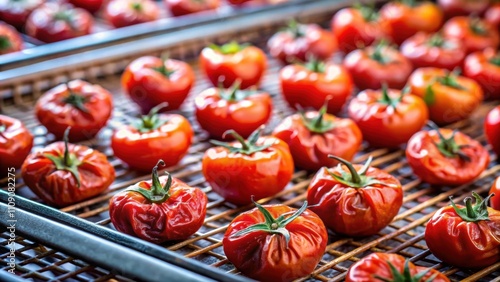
[485,105,500,157]
[331,7,391,53]
[272,112,362,172]
[199,46,267,90]
[202,137,294,205]
[406,129,489,186]
[109,176,207,243]
[442,17,499,54]
[0,22,23,55]
[111,114,193,172]
[194,88,272,140]
[486,4,500,31]
[343,46,412,90]
[307,165,403,237]
[104,0,159,28]
[400,32,465,71]
[165,0,219,16]
[346,253,450,282]
[21,142,115,207]
[69,0,103,13]
[268,23,337,64]
[25,3,93,43]
[379,1,443,45]
[0,0,44,29]
[279,63,353,115]
[425,205,500,268]
[348,89,428,149]
[223,204,327,282]
[408,67,483,125]
[490,177,500,211]
[463,49,500,101]
[35,80,113,142]
[438,0,489,18]
[122,56,195,114]
[0,115,33,176]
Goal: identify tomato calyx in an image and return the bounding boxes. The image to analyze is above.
[428,122,471,161]
[304,56,326,73]
[298,100,335,133]
[450,192,493,222]
[219,80,253,102]
[54,10,77,30]
[354,3,378,22]
[231,198,308,247]
[370,41,392,65]
[210,127,273,155]
[131,2,142,11]
[44,127,82,187]
[400,0,418,7]
[373,259,438,282]
[378,84,406,109]
[489,55,500,66]
[209,41,249,55]
[125,160,172,204]
[133,103,168,133]
[63,83,90,113]
[286,20,306,38]
[426,33,445,47]
[152,55,175,78]
[327,155,392,188]
[425,70,465,105]
[0,36,11,50]
[469,18,488,36]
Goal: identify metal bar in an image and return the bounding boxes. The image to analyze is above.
[0,202,217,282]
[0,191,253,282]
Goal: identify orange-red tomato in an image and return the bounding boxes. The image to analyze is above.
[104,0,159,28]
[490,177,500,211]
[442,16,499,54]
[0,115,33,175]
[0,22,23,55]
[463,49,500,100]
[485,4,500,30]
[165,0,219,16]
[485,105,500,157]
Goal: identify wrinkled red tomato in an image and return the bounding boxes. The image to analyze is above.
[442,16,499,54]
[104,0,159,28]
[485,105,500,157]
[490,177,500,211]
[109,160,207,243]
[463,49,500,100]
[0,0,44,29]
[165,0,219,16]
[0,115,33,176]
[0,22,23,55]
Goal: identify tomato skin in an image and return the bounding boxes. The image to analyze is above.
[442,16,499,54]
[0,0,44,29]
[272,112,361,172]
[0,22,23,55]
[202,137,293,205]
[307,165,403,236]
[194,88,272,139]
[438,0,489,18]
[485,105,500,157]
[343,45,412,90]
[109,175,207,243]
[490,177,500,211]
[408,67,483,125]
[0,115,33,175]
[268,23,337,64]
[347,89,428,148]
[346,253,450,282]
[223,204,327,281]
[165,0,219,16]
[21,142,115,207]
[463,49,500,101]
[406,129,489,186]
[331,7,390,53]
[35,80,113,142]
[425,204,500,268]
[111,114,193,172]
[379,1,443,45]
[122,56,194,114]
[485,4,500,31]
[400,32,465,71]
[25,3,92,43]
[69,0,103,14]
[104,0,159,28]
[279,63,353,115]
[199,45,267,90]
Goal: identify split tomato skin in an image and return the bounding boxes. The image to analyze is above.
[0,115,33,175]
[223,204,327,281]
[165,0,219,16]
[485,105,500,157]
[442,16,499,54]
[104,0,159,28]
[463,49,500,100]
[490,177,500,210]
[438,0,489,18]
[0,22,23,55]
[122,56,195,114]
[0,0,44,29]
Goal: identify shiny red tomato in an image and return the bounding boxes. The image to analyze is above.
[346,253,450,282]
[485,4,500,31]
[0,22,23,55]
[194,84,272,140]
[464,49,500,100]
[343,42,413,90]
[331,4,391,53]
[307,156,403,236]
[268,21,337,64]
[406,125,489,186]
[380,0,443,45]
[25,3,93,43]
[490,177,500,211]
[280,59,353,115]
[223,200,327,281]
[485,105,500,157]
[408,68,483,125]
[21,128,115,207]
[273,104,362,172]
[0,115,33,176]
[348,87,428,148]
[35,80,113,142]
[165,0,219,16]
[202,128,294,205]
[199,42,267,89]
[400,32,465,70]
[0,0,44,29]
[438,0,489,18]
[443,16,499,54]
[425,192,500,268]
[122,56,194,114]
[69,0,103,14]
[104,0,159,28]
[111,104,193,172]
[109,160,207,243]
